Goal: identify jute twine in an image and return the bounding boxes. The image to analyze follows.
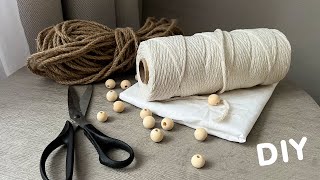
[27,17,183,85]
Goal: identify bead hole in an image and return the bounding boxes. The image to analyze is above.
[197,155,200,158]
[163,122,167,126]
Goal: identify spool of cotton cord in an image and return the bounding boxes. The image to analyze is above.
[136,28,291,101]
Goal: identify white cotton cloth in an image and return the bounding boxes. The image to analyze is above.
[120,83,277,143]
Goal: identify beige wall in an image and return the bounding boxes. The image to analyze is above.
[142,0,320,104]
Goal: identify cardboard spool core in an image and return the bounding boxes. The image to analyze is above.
[139,59,149,84]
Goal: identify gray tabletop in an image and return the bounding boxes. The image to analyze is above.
[0,67,319,180]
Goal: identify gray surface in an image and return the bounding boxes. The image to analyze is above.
[142,0,320,105]
[62,0,141,29]
[0,67,320,179]
[115,0,141,29]
[62,0,117,28]
[16,0,64,54]
[0,57,6,80]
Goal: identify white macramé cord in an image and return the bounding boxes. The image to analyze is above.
[218,100,230,122]
[136,28,291,122]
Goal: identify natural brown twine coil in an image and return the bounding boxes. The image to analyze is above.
[27,17,183,85]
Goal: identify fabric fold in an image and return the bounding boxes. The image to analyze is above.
[120,83,277,143]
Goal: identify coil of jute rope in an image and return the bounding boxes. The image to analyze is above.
[27,17,183,85]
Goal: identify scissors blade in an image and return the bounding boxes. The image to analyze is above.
[80,85,93,116]
[68,86,83,120]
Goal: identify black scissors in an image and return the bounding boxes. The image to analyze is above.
[40,85,134,180]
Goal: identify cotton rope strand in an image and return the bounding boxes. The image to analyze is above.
[136,28,291,101]
[162,95,230,122]
[27,17,183,85]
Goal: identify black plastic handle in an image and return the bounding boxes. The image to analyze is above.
[82,124,134,168]
[40,121,75,180]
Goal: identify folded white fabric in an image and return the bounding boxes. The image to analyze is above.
[120,83,277,143]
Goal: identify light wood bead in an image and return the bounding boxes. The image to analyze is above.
[106,90,118,102]
[96,111,108,122]
[208,94,221,106]
[113,101,125,113]
[105,79,116,89]
[143,116,155,129]
[161,117,174,131]
[120,80,131,89]
[191,154,205,168]
[150,128,164,142]
[140,108,152,119]
[194,128,208,141]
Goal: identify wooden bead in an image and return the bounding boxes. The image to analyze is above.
[96,111,108,122]
[106,90,118,102]
[143,116,155,129]
[161,117,174,131]
[120,80,131,89]
[208,94,221,105]
[105,79,116,89]
[140,108,152,119]
[191,154,205,168]
[194,128,208,141]
[150,128,164,142]
[113,101,125,113]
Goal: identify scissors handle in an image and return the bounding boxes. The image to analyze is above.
[82,124,134,168]
[40,121,74,180]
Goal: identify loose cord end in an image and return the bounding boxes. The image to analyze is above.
[216,99,230,122]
